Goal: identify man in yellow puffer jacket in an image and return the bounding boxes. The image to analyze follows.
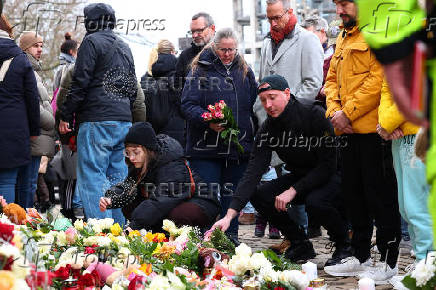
[324,0,401,284]
[378,80,433,264]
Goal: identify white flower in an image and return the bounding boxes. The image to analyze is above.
[118,247,131,258]
[83,236,99,246]
[0,243,20,259]
[13,278,30,290]
[147,275,170,289]
[11,256,31,279]
[97,236,112,247]
[162,219,180,237]
[74,219,84,231]
[228,255,250,276]
[167,272,186,290]
[56,231,68,246]
[279,270,309,290]
[56,247,86,269]
[412,258,436,286]
[235,243,252,257]
[100,218,115,230]
[114,236,129,246]
[259,265,279,283]
[249,253,271,271]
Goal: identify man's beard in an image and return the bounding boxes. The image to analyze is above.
[341,14,356,29]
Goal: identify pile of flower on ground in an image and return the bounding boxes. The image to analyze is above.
[0,201,310,289]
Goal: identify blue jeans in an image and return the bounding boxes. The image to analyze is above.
[0,156,39,208]
[76,121,131,226]
[189,158,248,237]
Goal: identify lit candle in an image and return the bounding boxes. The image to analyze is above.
[358,277,375,290]
[302,261,317,281]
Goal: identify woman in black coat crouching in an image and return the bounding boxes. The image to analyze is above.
[99,122,220,231]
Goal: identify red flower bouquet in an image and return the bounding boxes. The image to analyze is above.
[201,100,244,154]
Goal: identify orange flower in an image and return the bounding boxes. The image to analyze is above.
[3,203,27,225]
[139,263,153,275]
[0,270,16,289]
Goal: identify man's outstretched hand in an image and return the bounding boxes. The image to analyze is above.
[209,208,238,233]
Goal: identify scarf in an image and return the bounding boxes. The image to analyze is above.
[25,52,42,72]
[270,11,297,44]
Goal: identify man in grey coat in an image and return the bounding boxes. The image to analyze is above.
[259,0,323,100]
[254,0,324,251]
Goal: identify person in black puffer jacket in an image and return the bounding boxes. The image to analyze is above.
[142,40,185,148]
[99,122,220,231]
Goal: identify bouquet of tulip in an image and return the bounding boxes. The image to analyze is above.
[201,100,244,154]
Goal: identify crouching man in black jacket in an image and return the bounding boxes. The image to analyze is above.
[211,75,351,265]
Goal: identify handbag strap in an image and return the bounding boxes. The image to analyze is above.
[0,57,13,82]
[184,160,196,198]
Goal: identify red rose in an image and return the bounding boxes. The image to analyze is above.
[0,222,14,242]
[84,247,95,254]
[54,264,71,280]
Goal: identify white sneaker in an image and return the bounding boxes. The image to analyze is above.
[410,249,416,258]
[324,256,369,277]
[359,264,398,285]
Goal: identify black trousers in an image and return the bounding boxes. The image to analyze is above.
[250,172,348,244]
[341,134,401,268]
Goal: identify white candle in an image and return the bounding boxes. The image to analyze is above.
[302,261,318,281]
[358,277,375,290]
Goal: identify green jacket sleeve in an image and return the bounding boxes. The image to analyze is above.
[357,0,426,64]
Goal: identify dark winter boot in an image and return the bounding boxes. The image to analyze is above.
[284,240,316,262]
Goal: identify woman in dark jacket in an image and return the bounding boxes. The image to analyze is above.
[143,39,185,148]
[181,28,257,242]
[0,15,40,203]
[99,122,220,231]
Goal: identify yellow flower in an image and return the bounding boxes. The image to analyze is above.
[110,223,122,236]
[129,230,141,237]
[144,232,154,242]
[0,270,16,289]
[11,234,23,250]
[139,263,153,275]
[155,233,166,243]
[152,243,161,255]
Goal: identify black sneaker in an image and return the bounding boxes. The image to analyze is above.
[324,242,353,267]
[284,240,316,262]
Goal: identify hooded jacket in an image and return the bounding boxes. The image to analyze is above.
[143,53,185,147]
[0,31,40,168]
[60,3,137,125]
[181,48,258,160]
[26,53,56,158]
[105,134,220,229]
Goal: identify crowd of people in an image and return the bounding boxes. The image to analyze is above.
[0,0,434,286]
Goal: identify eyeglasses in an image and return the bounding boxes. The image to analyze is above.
[267,9,288,23]
[187,26,209,36]
[123,149,142,158]
[216,47,238,54]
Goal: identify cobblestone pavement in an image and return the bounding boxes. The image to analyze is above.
[239,224,414,290]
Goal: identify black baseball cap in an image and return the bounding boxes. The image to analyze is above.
[257,74,289,95]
